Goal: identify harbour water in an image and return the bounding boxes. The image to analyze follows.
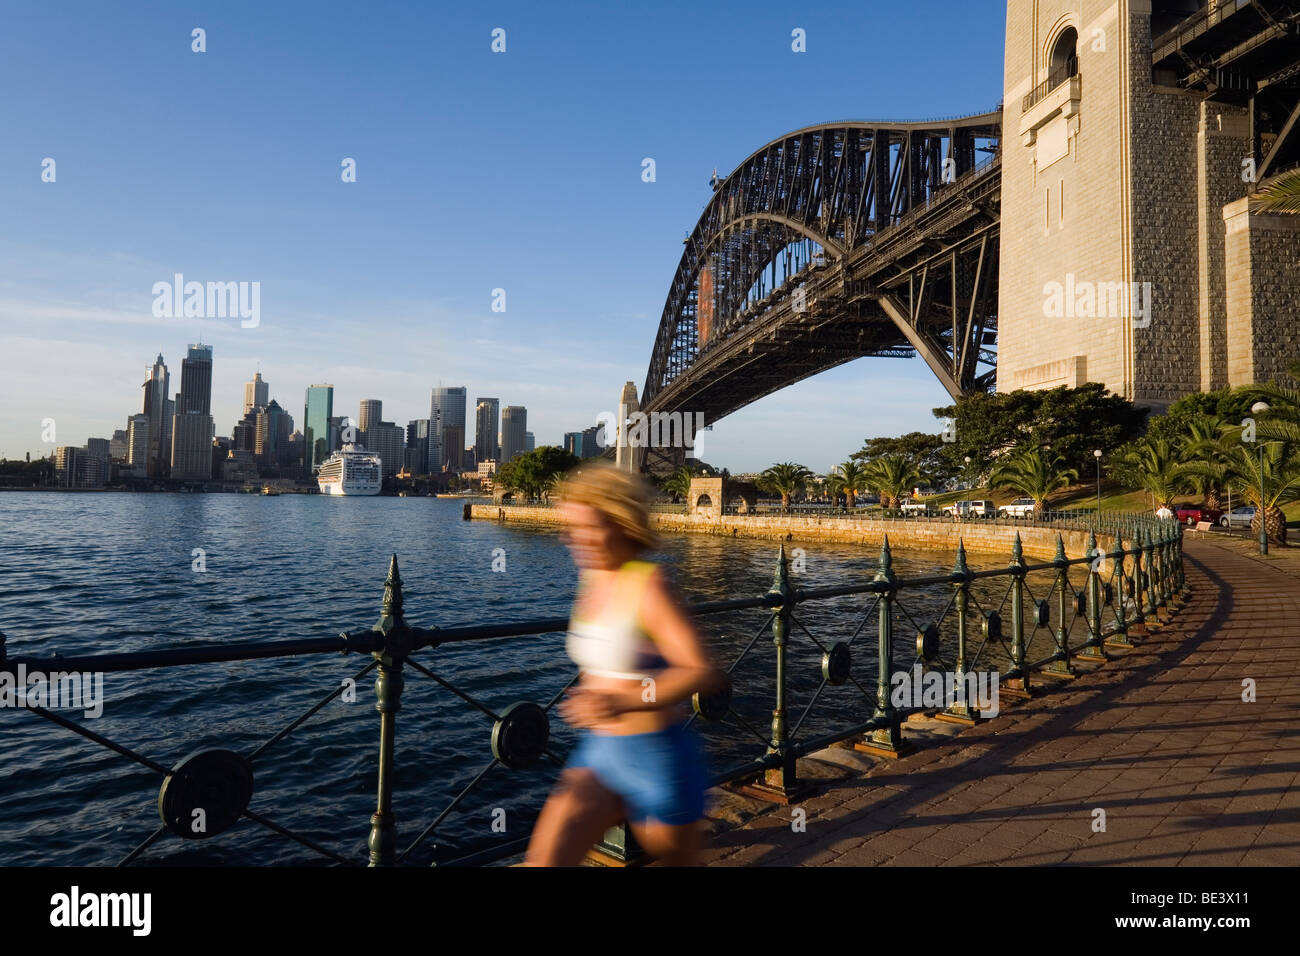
[0,492,1033,865]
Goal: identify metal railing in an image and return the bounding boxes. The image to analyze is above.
[1022,57,1080,112]
[0,512,1186,867]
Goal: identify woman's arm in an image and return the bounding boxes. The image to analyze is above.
[616,566,724,713]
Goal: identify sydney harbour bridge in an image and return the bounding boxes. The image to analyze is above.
[630,0,1300,473]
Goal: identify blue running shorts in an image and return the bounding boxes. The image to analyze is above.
[566,721,711,825]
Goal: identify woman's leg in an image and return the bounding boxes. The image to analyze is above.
[628,819,704,866]
[525,767,626,866]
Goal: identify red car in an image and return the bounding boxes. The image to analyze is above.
[1175,504,1223,526]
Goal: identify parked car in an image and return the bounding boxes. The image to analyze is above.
[900,499,935,515]
[1175,504,1223,525]
[943,499,995,518]
[999,498,1037,518]
[1219,505,1256,529]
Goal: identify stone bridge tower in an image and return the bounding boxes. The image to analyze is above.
[998,0,1300,410]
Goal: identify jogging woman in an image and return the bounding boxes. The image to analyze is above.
[525,463,723,866]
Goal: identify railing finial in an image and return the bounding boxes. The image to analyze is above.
[1011,531,1025,567]
[1053,533,1067,564]
[954,539,969,577]
[377,554,405,633]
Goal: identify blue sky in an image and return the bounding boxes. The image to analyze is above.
[0,0,1006,472]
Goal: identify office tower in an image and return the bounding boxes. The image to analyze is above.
[244,371,269,416]
[304,385,335,472]
[178,344,213,414]
[171,344,216,478]
[109,429,129,463]
[525,431,535,453]
[367,421,406,477]
[564,432,584,458]
[500,406,527,463]
[54,447,81,488]
[232,410,259,453]
[211,436,233,480]
[581,424,603,458]
[141,354,170,477]
[406,419,435,474]
[430,387,466,466]
[85,438,110,467]
[358,399,382,439]
[127,414,149,476]
[441,424,464,473]
[475,398,500,464]
[255,400,292,467]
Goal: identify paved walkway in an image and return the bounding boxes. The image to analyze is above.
[701,538,1300,866]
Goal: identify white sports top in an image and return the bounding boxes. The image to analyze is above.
[565,561,669,681]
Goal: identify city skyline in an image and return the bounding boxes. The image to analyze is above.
[0,1,1001,473]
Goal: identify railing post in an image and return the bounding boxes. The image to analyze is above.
[1044,534,1075,677]
[1158,528,1175,611]
[1004,533,1031,699]
[939,541,981,723]
[1106,531,1134,648]
[1128,527,1149,636]
[744,544,809,802]
[1143,527,1160,623]
[369,555,410,867]
[1175,524,1187,592]
[857,537,915,758]
[1077,532,1108,662]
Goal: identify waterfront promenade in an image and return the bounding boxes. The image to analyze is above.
[697,537,1300,866]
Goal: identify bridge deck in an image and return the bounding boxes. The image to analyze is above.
[698,538,1300,866]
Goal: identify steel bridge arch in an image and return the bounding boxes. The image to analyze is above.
[641,111,1003,436]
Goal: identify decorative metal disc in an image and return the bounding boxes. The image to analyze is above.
[1103,582,1115,606]
[491,702,549,770]
[1075,590,1087,616]
[1036,600,1050,628]
[158,748,253,840]
[823,641,853,684]
[692,675,731,721]
[982,611,1002,641]
[914,625,940,662]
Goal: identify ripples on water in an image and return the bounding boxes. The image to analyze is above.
[0,492,1076,865]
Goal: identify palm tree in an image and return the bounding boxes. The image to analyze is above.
[830,460,870,510]
[1182,413,1230,511]
[758,462,812,512]
[862,455,921,511]
[1212,441,1300,544]
[662,465,697,503]
[1120,437,1186,512]
[989,447,1079,514]
[1251,166,1300,214]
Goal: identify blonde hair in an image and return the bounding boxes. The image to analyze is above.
[554,462,658,552]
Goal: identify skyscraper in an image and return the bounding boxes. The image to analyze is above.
[525,431,535,453]
[171,344,215,479]
[255,400,293,469]
[430,387,466,469]
[359,399,382,438]
[244,371,268,416]
[406,419,434,474]
[127,414,149,476]
[474,398,500,465]
[178,344,213,414]
[304,385,335,473]
[141,354,170,478]
[368,421,406,477]
[501,406,527,464]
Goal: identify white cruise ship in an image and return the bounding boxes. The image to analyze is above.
[317,444,382,496]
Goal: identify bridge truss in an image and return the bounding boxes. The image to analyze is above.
[641,112,1002,454]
